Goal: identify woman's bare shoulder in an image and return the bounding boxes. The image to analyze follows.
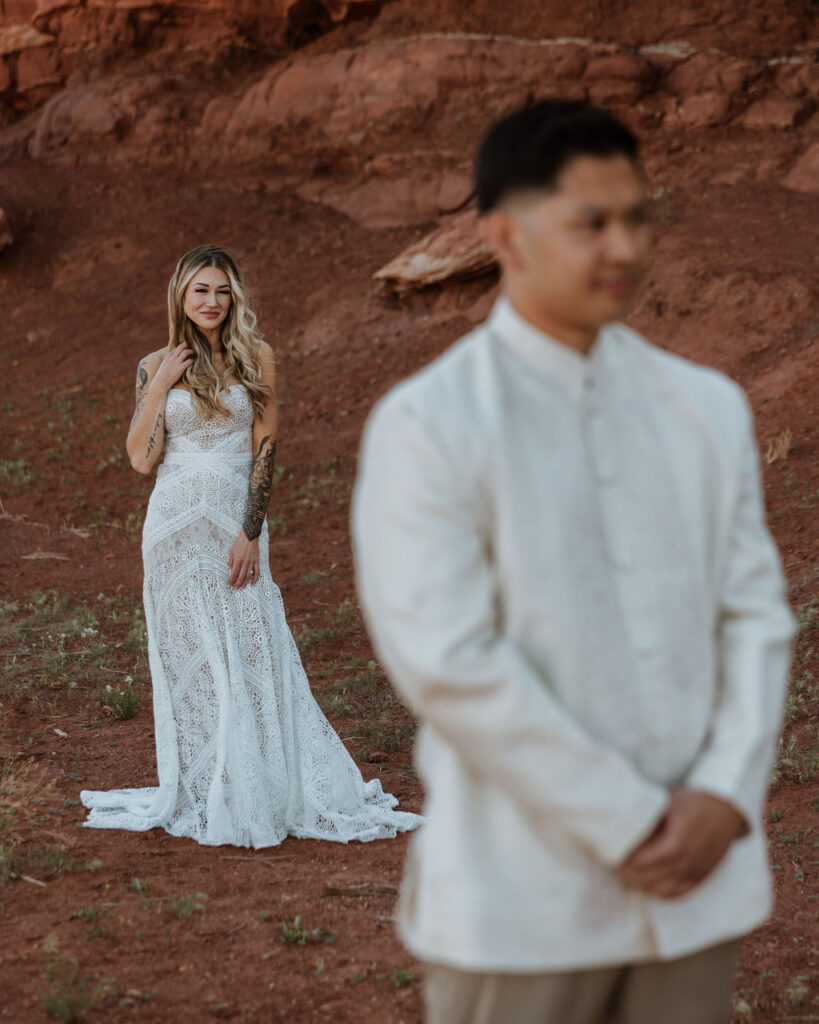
[255,339,275,362]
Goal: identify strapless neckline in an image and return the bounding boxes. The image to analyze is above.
[168,383,245,396]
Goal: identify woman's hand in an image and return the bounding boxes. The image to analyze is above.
[151,345,195,393]
[228,532,260,589]
[127,346,194,475]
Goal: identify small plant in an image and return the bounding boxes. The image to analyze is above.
[104,678,139,721]
[304,567,332,586]
[0,458,34,489]
[785,599,818,723]
[393,969,414,989]
[353,720,416,763]
[349,962,383,984]
[771,732,819,785]
[40,958,106,1022]
[267,511,287,536]
[0,843,20,886]
[127,877,149,893]
[73,906,100,923]
[280,916,336,946]
[174,892,207,921]
[783,973,809,1010]
[95,442,127,474]
[36,845,70,872]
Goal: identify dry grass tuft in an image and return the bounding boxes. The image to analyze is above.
[1,757,66,847]
[764,428,793,466]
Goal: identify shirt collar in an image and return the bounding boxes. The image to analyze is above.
[487,296,610,401]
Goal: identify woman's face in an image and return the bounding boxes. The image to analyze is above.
[183,266,232,335]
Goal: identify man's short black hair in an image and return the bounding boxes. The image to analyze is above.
[475,99,640,214]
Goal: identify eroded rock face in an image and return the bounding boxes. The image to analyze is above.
[782,141,819,194]
[0,206,11,251]
[0,0,389,111]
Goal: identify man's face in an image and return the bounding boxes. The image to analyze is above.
[489,154,652,336]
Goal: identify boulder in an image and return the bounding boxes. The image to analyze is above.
[0,23,54,58]
[554,51,587,81]
[741,96,813,129]
[677,91,731,127]
[297,165,472,229]
[374,209,496,292]
[583,52,654,104]
[716,57,762,95]
[15,43,61,93]
[29,82,127,156]
[799,62,819,100]
[584,52,653,84]
[781,141,819,194]
[665,54,721,98]
[0,207,11,252]
[774,62,807,98]
[665,53,766,102]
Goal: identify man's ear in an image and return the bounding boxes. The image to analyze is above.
[481,209,526,274]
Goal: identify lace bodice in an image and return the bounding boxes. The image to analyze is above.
[163,385,253,460]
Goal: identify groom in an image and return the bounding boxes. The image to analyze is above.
[352,99,795,1024]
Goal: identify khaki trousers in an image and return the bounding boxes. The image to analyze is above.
[424,941,738,1024]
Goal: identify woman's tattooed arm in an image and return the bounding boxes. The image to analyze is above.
[144,410,164,461]
[130,360,148,429]
[243,435,278,541]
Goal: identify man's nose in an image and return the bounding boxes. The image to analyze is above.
[606,222,642,263]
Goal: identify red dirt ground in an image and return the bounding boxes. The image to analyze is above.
[1,2,818,1021]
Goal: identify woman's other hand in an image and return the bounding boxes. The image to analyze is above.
[228,532,260,589]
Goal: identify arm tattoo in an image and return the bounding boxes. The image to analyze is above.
[144,410,163,459]
[243,435,277,541]
[130,361,148,429]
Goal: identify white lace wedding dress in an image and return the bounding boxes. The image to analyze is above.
[80,385,422,847]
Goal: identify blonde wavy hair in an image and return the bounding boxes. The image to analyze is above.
[168,244,274,421]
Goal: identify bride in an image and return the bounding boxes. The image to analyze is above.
[81,244,422,848]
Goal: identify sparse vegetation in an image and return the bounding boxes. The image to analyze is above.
[40,957,107,1022]
[288,457,348,518]
[771,732,819,786]
[174,892,208,921]
[280,915,336,946]
[295,601,417,762]
[783,973,810,1011]
[785,599,818,723]
[104,677,140,720]
[0,457,34,489]
[0,588,148,709]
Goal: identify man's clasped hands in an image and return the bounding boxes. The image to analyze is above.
[618,789,748,900]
